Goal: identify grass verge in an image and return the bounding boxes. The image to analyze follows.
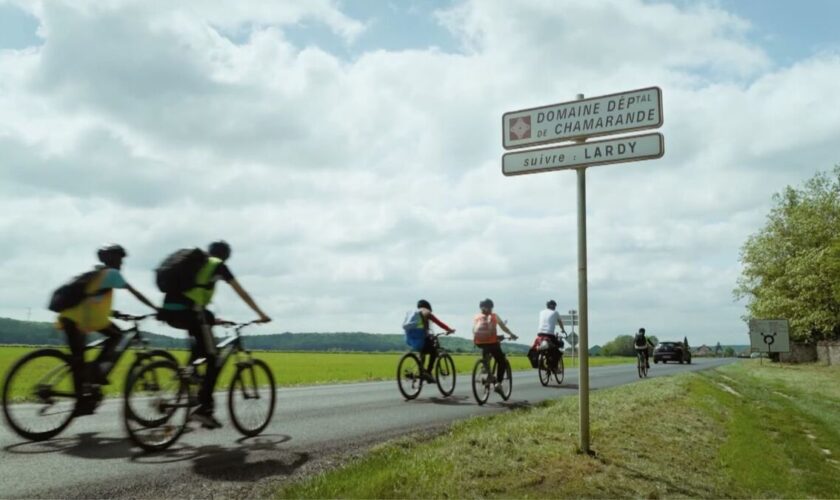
[277,361,840,499]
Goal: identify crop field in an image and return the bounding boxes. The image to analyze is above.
[0,345,633,401]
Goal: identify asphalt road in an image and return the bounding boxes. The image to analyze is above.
[0,358,734,498]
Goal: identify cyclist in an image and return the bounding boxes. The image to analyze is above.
[158,240,271,429]
[57,244,159,415]
[634,327,655,369]
[536,299,567,369]
[473,298,518,394]
[412,299,455,382]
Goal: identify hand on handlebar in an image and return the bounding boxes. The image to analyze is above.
[256,314,271,324]
[446,329,455,335]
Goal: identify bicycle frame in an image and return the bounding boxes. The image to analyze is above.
[87,313,157,380]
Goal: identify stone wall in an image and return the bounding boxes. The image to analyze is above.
[779,343,817,364]
[817,341,840,366]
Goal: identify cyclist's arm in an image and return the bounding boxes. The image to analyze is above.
[428,313,454,333]
[228,279,271,322]
[125,284,158,311]
[556,316,566,333]
[496,316,517,339]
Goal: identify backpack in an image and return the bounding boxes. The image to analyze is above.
[155,248,208,293]
[634,332,647,347]
[473,313,497,344]
[402,310,426,350]
[47,267,104,313]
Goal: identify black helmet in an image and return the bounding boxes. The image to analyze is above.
[208,240,231,261]
[97,244,126,267]
[546,300,557,309]
[417,299,432,311]
[479,298,494,309]
[639,327,646,334]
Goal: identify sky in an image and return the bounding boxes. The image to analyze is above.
[1,0,839,349]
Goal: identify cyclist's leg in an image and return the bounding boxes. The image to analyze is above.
[490,343,506,382]
[193,310,219,414]
[422,336,438,372]
[60,318,87,398]
[91,322,122,382]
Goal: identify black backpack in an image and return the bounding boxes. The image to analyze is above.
[155,248,208,293]
[47,267,105,313]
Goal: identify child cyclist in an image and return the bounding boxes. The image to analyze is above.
[473,298,518,393]
[404,299,455,382]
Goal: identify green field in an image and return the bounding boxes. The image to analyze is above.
[0,345,633,401]
[277,361,840,499]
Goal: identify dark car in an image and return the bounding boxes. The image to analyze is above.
[654,341,691,364]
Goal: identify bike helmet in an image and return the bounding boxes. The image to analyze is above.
[208,240,231,261]
[546,299,557,309]
[639,327,646,334]
[479,298,494,309]
[417,299,432,311]
[97,244,126,267]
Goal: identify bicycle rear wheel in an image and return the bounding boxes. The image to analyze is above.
[123,359,189,452]
[2,349,76,441]
[396,353,423,400]
[637,354,645,378]
[553,355,565,385]
[537,353,550,386]
[229,358,276,437]
[435,353,456,397]
[471,359,490,405]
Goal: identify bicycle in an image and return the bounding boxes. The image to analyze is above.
[636,347,649,378]
[537,333,565,386]
[396,332,456,400]
[471,335,514,405]
[123,319,275,452]
[1,312,174,441]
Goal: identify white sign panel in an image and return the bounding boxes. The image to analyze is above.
[748,319,791,353]
[503,86,663,150]
[503,133,664,176]
[558,315,579,326]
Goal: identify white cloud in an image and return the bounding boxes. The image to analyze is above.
[0,0,838,349]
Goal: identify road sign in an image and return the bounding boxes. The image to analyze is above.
[503,132,663,176]
[503,86,662,150]
[749,319,790,353]
[566,332,579,346]
[558,314,579,326]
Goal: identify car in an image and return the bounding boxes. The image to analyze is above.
[653,341,691,364]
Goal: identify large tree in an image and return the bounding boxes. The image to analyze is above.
[735,166,840,341]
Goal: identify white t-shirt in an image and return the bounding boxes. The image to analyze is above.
[538,309,561,335]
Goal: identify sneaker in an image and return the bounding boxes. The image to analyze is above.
[420,370,436,383]
[189,408,222,429]
[494,382,505,396]
[72,397,98,417]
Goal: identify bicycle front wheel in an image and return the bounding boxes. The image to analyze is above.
[471,359,490,405]
[553,355,565,385]
[229,358,276,437]
[2,349,76,441]
[435,353,456,397]
[123,359,189,452]
[396,353,423,400]
[498,359,513,401]
[537,353,550,386]
[637,355,645,378]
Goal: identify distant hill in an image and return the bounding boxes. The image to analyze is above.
[0,317,530,354]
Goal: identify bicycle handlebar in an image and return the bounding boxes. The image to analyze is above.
[216,319,264,333]
[112,311,156,322]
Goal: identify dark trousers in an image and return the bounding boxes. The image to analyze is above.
[480,343,506,381]
[160,309,219,411]
[60,318,122,397]
[420,335,438,372]
[636,347,650,366]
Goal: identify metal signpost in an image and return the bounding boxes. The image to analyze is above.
[559,311,579,366]
[502,88,664,454]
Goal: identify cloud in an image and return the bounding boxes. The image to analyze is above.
[0,0,838,349]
